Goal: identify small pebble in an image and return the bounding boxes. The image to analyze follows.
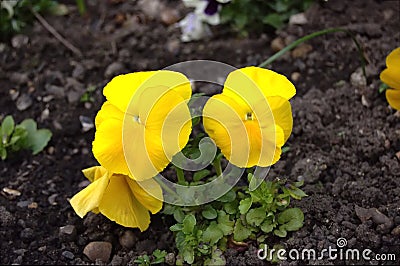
[62,250,75,260]
[83,241,112,262]
[270,37,285,52]
[9,89,19,101]
[161,9,180,25]
[104,62,125,79]
[79,115,94,132]
[291,44,313,58]
[391,225,400,235]
[16,94,33,111]
[165,253,176,265]
[59,225,77,241]
[119,230,136,249]
[289,12,308,25]
[3,187,21,196]
[291,72,301,82]
[11,34,29,48]
[48,194,58,205]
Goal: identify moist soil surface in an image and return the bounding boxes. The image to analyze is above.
[1,0,400,265]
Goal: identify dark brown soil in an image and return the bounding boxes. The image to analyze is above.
[1,0,399,265]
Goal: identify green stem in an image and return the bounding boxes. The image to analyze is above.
[213,156,223,177]
[258,28,366,78]
[175,166,186,185]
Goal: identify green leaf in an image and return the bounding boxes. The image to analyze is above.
[204,248,226,266]
[217,190,236,203]
[233,220,252,242]
[217,211,234,235]
[224,201,238,215]
[273,228,287,237]
[169,223,183,232]
[193,169,211,182]
[281,146,290,154]
[203,222,224,245]
[286,186,307,200]
[152,249,167,264]
[239,197,252,214]
[246,207,266,227]
[1,115,15,141]
[173,208,185,223]
[29,129,52,154]
[379,82,389,94]
[182,214,196,234]
[18,119,52,154]
[202,205,218,220]
[182,247,195,264]
[260,220,275,233]
[277,208,304,231]
[262,13,284,29]
[0,146,7,160]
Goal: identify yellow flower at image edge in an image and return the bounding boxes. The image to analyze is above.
[93,71,192,180]
[203,67,295,168]
[70,166,163,231]
[380,47,400,110]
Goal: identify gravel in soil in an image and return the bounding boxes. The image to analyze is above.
[0,0,399,264]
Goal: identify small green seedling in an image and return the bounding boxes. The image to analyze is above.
[0,115,52,160]
[164,175,307,265]
[80,85,96,103]
[134,249,168,266]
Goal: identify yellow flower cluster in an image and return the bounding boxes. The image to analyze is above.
[70,67,296,230]
[380,47,400,110]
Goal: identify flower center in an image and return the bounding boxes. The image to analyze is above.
[133,115,141,124]
[245,112,254,121]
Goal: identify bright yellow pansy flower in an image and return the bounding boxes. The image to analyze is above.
[70,166,163,231]
[380,47,400,110]
[92,71,192,180]
[203,67,295,168]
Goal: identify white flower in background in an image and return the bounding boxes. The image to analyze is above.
[179,12,212,42]
[179,0,231,42]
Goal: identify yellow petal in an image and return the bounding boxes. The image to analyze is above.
[380,67,400,90]
[70,173,109,218]
[126,178,163,214]
[95,101,124,128]
[224,67,296,101]
[99,174,150,231]
[92,118,130,175]
[259,125,285,167]
[266,96,293,142]
[203,94,251,167]
[386,88,400,110]
[103,71,192,113]
[82,166,108,182]
[386,47,400,69]
[123,86,192,180]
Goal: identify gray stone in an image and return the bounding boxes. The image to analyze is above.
[11,34,29,48]
[10,72,29,84]
[104,62,125,79]
[62,250,75,260]
[46,84,65,98]
[119,230,136,249]
[83,241,112,262]
[16,94,33,111]
[59,225,77,241]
